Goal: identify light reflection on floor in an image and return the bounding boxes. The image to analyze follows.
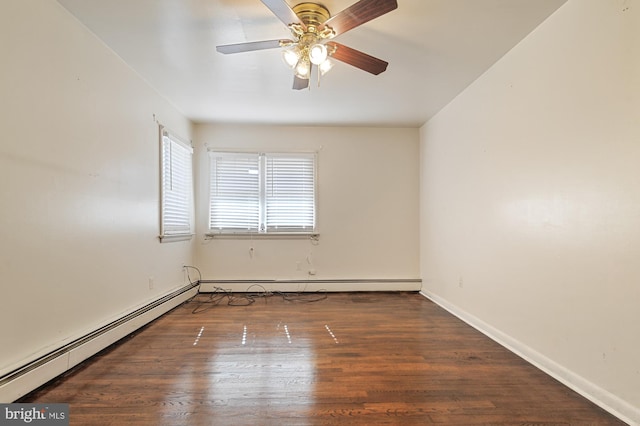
[192,326,204,346]
[203,321,320,422]
[324,324,339,344]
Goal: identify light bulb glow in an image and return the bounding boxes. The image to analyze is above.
[309,43,328,65]
[319,59,333,75]
[282,49,300,69]
[295,59,310,79]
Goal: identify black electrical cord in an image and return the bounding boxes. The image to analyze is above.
[185,282,328,314]
[183,265,202,287]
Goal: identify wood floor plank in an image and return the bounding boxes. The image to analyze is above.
[20,292,625,425]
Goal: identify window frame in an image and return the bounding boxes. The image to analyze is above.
[159,126,194,243]
[208,150,318,238]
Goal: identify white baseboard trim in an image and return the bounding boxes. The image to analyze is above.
[0,284,198,403]
[420,290,638,426]
[199,278,422,293]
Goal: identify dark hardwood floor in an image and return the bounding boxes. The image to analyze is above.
[20,292,625,425]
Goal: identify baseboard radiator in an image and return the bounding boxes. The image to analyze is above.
[198,278,422,293]
[0,283,198,403]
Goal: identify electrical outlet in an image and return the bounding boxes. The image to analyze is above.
[148,277,154,290]
[458,277,464,288]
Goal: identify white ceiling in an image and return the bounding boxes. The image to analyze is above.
[56,0,566,127]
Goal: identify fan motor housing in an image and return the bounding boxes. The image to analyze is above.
[293,2,331,27]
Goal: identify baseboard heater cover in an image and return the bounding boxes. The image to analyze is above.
[0,283,198,403]
[198,278,422,293]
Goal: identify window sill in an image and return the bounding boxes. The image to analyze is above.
[159,233,194,243]
[205,232,319,241]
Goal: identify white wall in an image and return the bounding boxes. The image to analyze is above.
[419,0,640,422]
[194,124,420,287]
[0,0,193,377]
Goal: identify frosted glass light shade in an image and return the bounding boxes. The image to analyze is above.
[295,59,311,79]
[282,49,300,69]
[309,44,328,65]
[319,59,333,75]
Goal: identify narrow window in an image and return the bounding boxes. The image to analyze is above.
[160,127,194,242]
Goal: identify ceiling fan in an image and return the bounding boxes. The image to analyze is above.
[216,0,398,90]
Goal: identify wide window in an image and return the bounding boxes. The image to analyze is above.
[209,151,317,235]
[160,127,194,242]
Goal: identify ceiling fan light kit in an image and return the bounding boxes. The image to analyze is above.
[216,0,398,90]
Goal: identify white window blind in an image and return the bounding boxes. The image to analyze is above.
[209,153,260,232]
[265,154,316,232]
[160,128,194,241]
[209,151,317,235]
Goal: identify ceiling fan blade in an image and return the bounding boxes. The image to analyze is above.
[261,0,306,30]
[216,39,291,54]
[319,0,397,37]
[293,76,309,90]
[326,42,388,75]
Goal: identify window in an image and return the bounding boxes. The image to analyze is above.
[160,127,194,242]
[209,151,317,235]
